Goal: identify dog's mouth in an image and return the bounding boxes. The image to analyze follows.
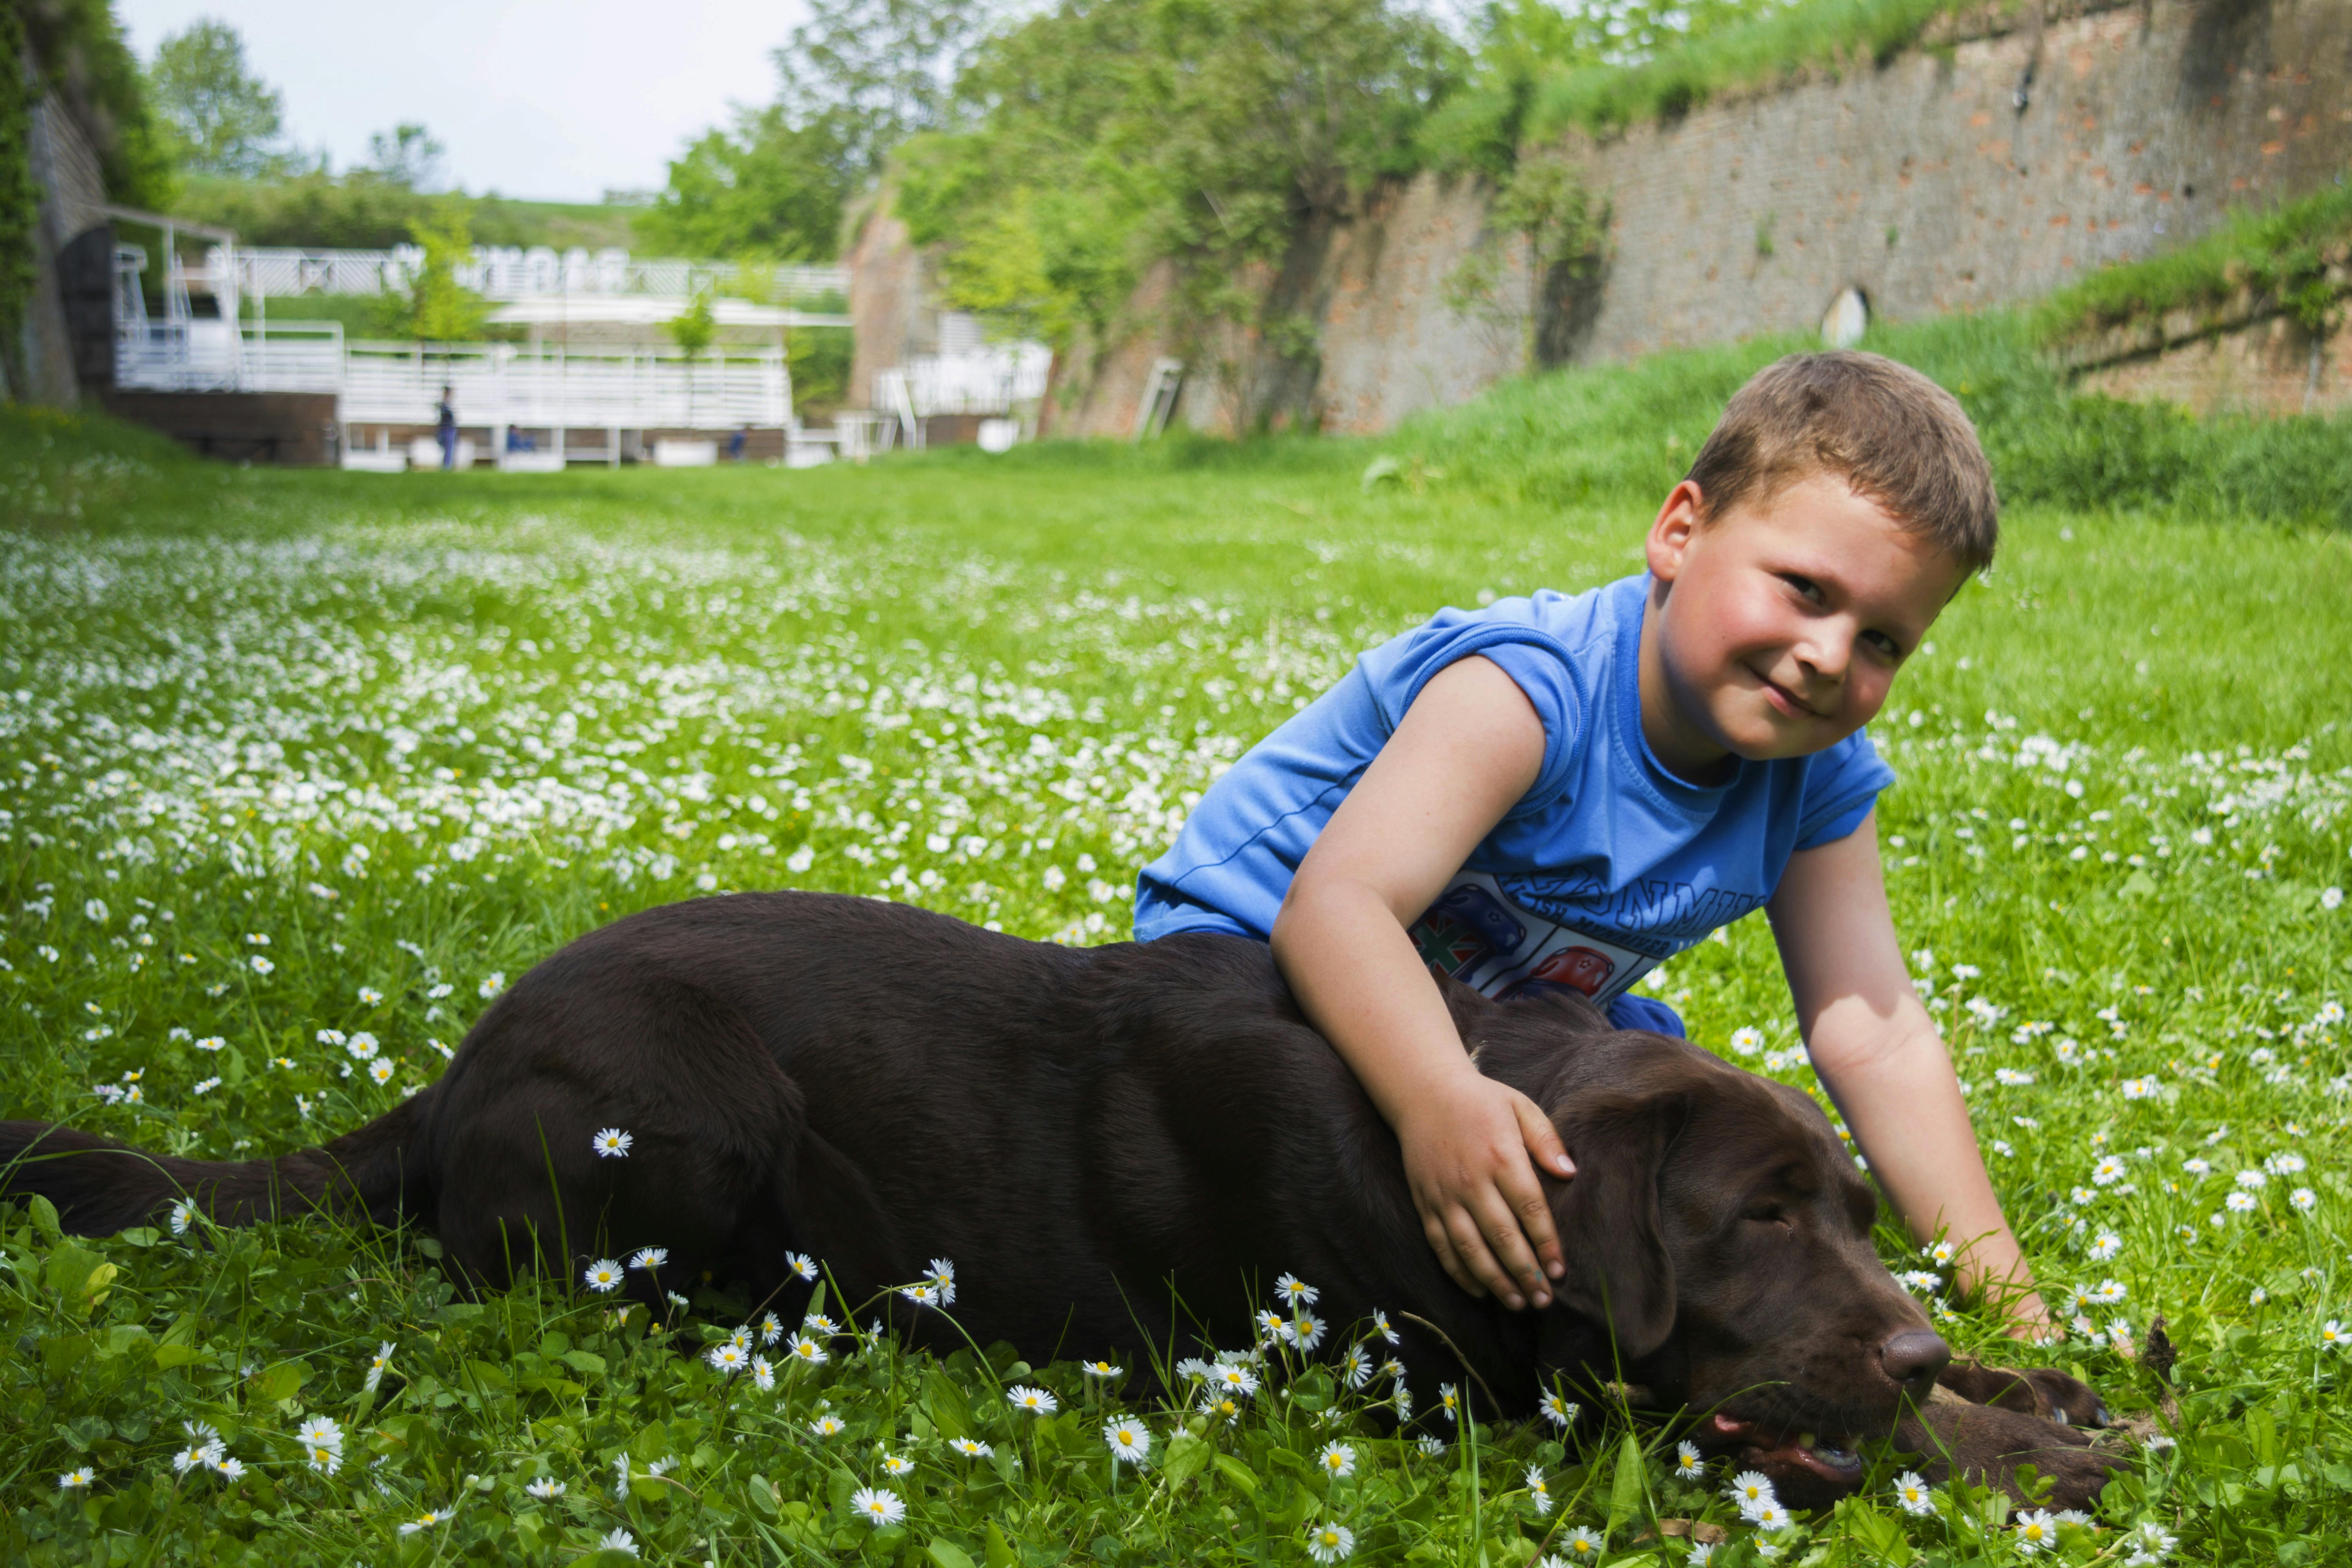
[1696,1412,1866,1487]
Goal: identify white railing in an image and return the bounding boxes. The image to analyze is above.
[229,245,848,303]
[117,323,793,432]
[875,343,1053,419]
[339,341,791,428]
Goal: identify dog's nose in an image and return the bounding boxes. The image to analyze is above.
[1878,1329,1951,1394]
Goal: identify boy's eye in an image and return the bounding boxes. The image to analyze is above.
[1863,630,1903,658]
[1780,574,1823,603]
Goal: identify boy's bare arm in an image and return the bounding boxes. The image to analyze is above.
[1766,814,2054,1336]
[1271,655,1575,1311]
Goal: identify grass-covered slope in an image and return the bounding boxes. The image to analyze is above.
[0,348,2346,1564]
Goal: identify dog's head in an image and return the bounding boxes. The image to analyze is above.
[1465,992,1948,1504]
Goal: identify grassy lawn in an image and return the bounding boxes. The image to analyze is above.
[0,320,2347,1565]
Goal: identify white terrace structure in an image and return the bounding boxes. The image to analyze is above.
[109,214,1049,467]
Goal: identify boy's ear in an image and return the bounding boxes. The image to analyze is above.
[1427,963,1488,1047]
[1645,480,1705,585]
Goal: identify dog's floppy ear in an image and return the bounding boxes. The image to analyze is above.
[1545,1088,1684,1360]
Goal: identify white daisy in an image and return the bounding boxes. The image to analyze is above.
[2321,1320,2345,1350]
[1081,1359,1123,1379]
[599,1528,638,1555]
[630,1247,668,1272]
[1318,1441,1355,1479]
[706,1343,750,1375]
[1726,1470,1775,1509]
[1538,1388,1577,1428]
[880,1452,914,1477]
[851,1486,905,1527]
[1009,1385,1058,1414]
[1525,1464,1552,1516]
[2291,1188,2318,1213]
[582,1258,624,1293]
[1437,1382,1458,1423]
[786,1250,819,1281]
[1340,1345,1373,1388]
[168,1199,197,1236]
[791,1334,828,1366]
[950,1437,994,1458]
[365,1342,395,1392]
[526,1477,564,1499]
[1893,1470,1934,1515]
[1277,1272,1319,1307]
[1673,1440,1704,1477]
[1749,1499,1792,1530]
[2014,1508,2059,1553]
[58,1467,94,1489]
[1102,1416,1151,1464]
[758,1312,784,1345]
[591,1127,632,1158]
[1290,1310,1327,1350]
[1214,1363,1259,1396]
[751,1357,775,1391]
[926,1258,958,1305]
[1305,1522,1355,1563]
[397,1508,455,1535]
[1371,1308,1399,1344]
[1561,1524,1604,1558]
[808,1413,844,1438]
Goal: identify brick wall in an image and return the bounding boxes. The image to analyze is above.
[878,0,2352,438]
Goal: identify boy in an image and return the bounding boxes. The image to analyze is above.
[1136,352,2050,1336]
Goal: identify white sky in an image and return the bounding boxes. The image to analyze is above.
[117,0,808,204]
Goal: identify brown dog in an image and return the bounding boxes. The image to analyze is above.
[0,891,2121,1506]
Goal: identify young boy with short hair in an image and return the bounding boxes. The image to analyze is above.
[1136,350,2050,1335]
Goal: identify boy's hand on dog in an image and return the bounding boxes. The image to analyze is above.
[1397,1074,1573,1310]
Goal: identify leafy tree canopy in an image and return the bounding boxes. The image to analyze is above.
[637,0,991,262]
[144,17,303,180]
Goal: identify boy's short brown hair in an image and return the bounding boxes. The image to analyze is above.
[1682,350,1999,572]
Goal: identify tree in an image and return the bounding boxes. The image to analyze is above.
[363,122,445,191]
[641,0,992,264]
[770,0,994,188]
[145,18,294,179]
[634,109,850,261]
[372,199,487,343]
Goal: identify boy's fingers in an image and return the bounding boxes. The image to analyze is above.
[1509,1095,1571,1280]
[1477,1189,1552,1316]
[1422,1209,1483,1298]
[1443,1204,1519,1307]
[1514,1094,1576,1182]
[1497,1161,1562,1296]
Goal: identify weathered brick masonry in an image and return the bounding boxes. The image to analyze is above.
[866,0,2352,438]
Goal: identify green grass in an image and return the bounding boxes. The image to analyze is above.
[1419,0,2011,167]
[0,323,2347,1566]
[2031,182,2352,346]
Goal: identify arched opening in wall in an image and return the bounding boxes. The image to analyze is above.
[1821,286,1870,349]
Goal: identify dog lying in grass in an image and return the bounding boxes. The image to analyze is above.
[0,890,2124,1507]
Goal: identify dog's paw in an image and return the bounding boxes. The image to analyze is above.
[1936,1361,2110,1427]
[1895,1402,2126,1508]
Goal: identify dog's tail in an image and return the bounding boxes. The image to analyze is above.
[0,1092,436,1238]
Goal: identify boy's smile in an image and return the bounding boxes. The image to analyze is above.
[1639,470,1971,783]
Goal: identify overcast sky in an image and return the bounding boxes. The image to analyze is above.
[117,0,808,203]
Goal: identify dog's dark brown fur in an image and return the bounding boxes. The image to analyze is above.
[0,891,2120,1506]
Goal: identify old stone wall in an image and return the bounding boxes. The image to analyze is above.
[1554,0,2352,367]
[14,87,109,407]
[856,0,2352,438]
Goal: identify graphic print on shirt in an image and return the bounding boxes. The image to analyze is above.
[1408,871,1671,1004]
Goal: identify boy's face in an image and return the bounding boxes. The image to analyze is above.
[1640,470,1968,776]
